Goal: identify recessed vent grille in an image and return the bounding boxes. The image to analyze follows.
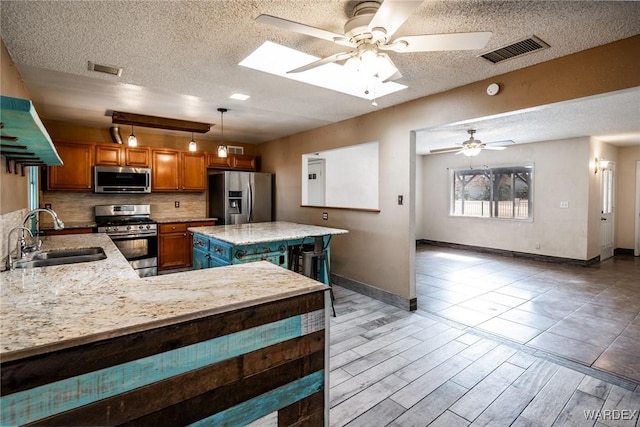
[479,36,549,64]
[88,61,123,76]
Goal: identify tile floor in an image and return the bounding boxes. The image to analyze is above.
[328,246,640,426]
[415,244,640,383]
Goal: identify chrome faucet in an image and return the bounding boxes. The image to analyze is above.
[4,208,65,270]
[22,208,65,231]
[6,227,34,270]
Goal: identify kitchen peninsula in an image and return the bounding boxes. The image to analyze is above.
[1,234,329,426]
[190,221,348,285]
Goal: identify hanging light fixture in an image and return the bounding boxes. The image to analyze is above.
[217,108,228,158]
[128,124,138,147]
[188,132,197,152]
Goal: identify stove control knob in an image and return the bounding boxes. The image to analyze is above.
[146,225,151,230]
[126,226,131,230]
[139,225,144,229]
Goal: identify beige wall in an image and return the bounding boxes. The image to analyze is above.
[43,121,259,155]
[616,145,640,250]
[259,36,640,302]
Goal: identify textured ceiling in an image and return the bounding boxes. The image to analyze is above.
[1,0,639,149]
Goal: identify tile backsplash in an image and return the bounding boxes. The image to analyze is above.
[40,192,207,226]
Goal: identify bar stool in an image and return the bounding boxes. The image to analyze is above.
[290,236,336,317]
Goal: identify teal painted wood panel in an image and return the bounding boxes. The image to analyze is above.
[188,370,325,427]
[1,315,309,426]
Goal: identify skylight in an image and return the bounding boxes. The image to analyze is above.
[239,41,406,100]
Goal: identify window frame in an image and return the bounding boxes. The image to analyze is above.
[448,163,534,222]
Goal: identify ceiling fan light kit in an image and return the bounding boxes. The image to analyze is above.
[256,0,492,96]
[430,129,514,156]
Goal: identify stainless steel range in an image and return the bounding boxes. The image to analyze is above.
[95,204,158,277]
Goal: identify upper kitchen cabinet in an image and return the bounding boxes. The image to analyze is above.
[95,144,150,167]
[47,141,93,190]
[208,153,258,171]
[181,151,206,191]
[152,149,205,192]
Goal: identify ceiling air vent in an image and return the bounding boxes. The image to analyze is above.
[88,61,123,77]
[479,36,549,64]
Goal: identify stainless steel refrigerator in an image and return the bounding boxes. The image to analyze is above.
[208,171,273,224]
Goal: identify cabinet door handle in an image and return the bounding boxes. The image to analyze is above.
[183,233,187,237]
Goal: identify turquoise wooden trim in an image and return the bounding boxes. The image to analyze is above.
[1,316,306,426]
[188,370,325,427]
[0,96,62,166]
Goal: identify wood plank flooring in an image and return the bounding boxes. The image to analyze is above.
[329,284,640,427]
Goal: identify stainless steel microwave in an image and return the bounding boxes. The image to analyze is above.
[94,166,151,193]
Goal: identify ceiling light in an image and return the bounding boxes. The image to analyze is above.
[188,132,197,152]
[230,93,251,101]
[463,147,482,157]
[239,41,406,101]
[217,108,228,158]
[128,125,137,147]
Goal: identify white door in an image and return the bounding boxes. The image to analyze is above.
[307,158,326,206]
[600,161,615,260]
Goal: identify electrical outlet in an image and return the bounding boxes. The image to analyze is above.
[175,201,180,208]
[322,212,328,220]
[560,201,569,208]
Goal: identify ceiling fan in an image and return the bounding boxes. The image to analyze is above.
[255,0,492,82]
[430,130,514,157]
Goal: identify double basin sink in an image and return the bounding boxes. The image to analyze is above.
[13,247,106,269]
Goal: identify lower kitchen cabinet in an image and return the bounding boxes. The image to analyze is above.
[39,227,94,236]
[159,221,215,271]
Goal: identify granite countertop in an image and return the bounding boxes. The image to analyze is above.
[188,221,348,246]
[153,217,217,224]
[0,234,326,361]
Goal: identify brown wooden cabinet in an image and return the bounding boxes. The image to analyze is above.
[95,144,150,167]
[47,141,93,190]
[181,152,206,191]
[39,227,94,236]
[152,149,205,192]
[208,153,257,171]
[158,220,215,270]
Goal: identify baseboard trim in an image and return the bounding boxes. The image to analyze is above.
[332,274,417,312]
[417,239,601,267]
[614,247,635,256]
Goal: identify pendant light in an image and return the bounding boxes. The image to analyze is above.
[217,108,228,158]
[188,132,197,152]
[128,124,138,147]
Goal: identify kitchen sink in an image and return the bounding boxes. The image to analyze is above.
[13,247,107,269]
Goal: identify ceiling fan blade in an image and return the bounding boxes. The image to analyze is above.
[287,51,354,73]
[484,139,515,146]
[256,14,353,46]
[483,146,507,151]
[390,32,492,52]
[368,0,424,40]
[429,146,461,154]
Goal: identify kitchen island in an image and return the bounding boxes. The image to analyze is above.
[189,221,348,285]
[1,234,329,426]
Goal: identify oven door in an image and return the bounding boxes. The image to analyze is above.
[110,234,158,277]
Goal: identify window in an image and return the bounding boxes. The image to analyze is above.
[451,165,533,219]
[28,166,38,210]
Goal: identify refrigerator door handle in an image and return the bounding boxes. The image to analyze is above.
[247,180,253,222]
